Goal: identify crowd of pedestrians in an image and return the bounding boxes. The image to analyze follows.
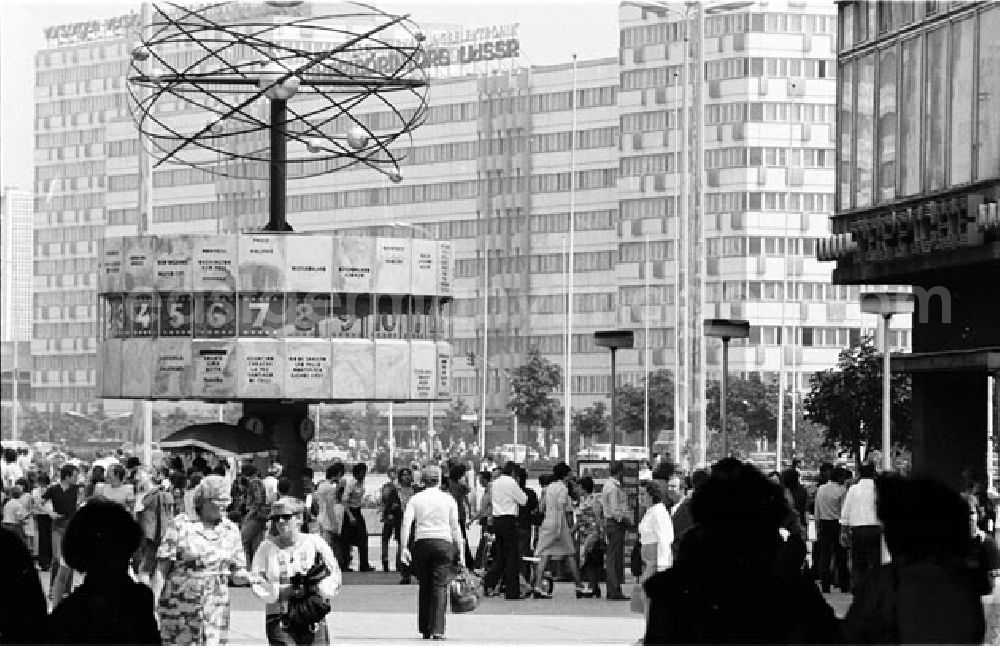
[3,439,999,645]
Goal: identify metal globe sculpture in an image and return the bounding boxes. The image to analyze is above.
[126,2,430,181]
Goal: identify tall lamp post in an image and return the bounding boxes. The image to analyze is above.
[704,319,750,459]
[595,330,635,463]
[860,292,914,471]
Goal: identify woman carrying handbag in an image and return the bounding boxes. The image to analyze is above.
[252,497,342,645]
[634,481,673,617]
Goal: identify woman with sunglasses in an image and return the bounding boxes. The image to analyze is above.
[153,475,259,645]
[252,497,342,645]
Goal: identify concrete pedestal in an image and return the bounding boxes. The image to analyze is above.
[243,400,309,499]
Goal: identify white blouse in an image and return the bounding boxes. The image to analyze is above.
[638,502,674,571]
[251,532,342,616]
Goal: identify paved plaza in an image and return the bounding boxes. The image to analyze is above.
[224,573,854,645]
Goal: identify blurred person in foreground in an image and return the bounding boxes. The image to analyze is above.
[400,465,463,640]
[49,500,160,644]
[843,475,987,645]
[0,525,48,644]
[643,458,840,645]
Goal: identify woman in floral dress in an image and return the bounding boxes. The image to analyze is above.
[152,475,258,645]
[573,476,605,598]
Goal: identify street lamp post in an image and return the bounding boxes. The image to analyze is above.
[595,330,635,463]
[704,319,750,459]
[860,292,914,471]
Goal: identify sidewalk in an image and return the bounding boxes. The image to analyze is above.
[228,583,645,645]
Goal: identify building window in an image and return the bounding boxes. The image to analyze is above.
[899,36,922,196]
[838,61,854,209]
[877,46,897,202]
[924,26,949,192]
[977,6,1000,180]
[855,54,875,208]
[950,17,975,186]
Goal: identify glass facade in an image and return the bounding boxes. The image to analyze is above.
[837,1,999,211]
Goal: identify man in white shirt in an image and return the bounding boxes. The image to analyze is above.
[400,466,463,641]
[600,461,632,600]
[482,461,527,599]
[840,461,881,594]
[815,465,850,593]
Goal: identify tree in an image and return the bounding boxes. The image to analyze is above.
[804,337,912,469]
[705,373,778,441]
[439,398,472,445]
[614,369,675,447]
[510,347,562,452]
[573,401,607,448]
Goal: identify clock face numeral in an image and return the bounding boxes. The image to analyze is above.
[194,293,236,337]
[159,293,192,337]
[125,293,158,337]
[238,293,286,337]
[287,293,331,337]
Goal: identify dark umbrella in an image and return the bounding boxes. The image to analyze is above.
[160,423,275,457]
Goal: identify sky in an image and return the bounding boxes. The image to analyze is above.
[0,0,621,192]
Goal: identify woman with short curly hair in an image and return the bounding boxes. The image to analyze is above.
[152,475,260,645]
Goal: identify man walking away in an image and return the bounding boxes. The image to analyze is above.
[601,460,632,600]
[814,466,850,593]
[840,461,881,594]
[316,463,346,567]
[238,464,269,567]
[401,466,463,640]
[472,470,493,572]
[380,466,399,572]
[343,462,374,571]
[483,461,527,599]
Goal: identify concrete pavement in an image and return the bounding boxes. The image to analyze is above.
[228,583,646,645]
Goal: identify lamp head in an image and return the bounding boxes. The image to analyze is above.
[306,138,325,154]
[346,125,369,151]
[388,172,403,184]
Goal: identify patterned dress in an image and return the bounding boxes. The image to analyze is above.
[574,493,603,563]
[534,480,576,557]
[157,517,246,645]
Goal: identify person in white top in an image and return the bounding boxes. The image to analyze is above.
[482,461,527,599]
[400,465,463,640]
[252,497,341,645]
[637,480,674,620]
[839,461,881,594]
[95,464,136,514]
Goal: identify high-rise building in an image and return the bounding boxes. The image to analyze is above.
[617,0,907,462]
[2,187,33,344]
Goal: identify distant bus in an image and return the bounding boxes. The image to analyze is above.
[577,444,649,461]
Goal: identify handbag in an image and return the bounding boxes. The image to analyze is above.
[449,566,480,613]
[630,581,645,614]
[286,553,332,631]
[630,536,644,577]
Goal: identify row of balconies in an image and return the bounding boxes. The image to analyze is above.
[613,300,862,327]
